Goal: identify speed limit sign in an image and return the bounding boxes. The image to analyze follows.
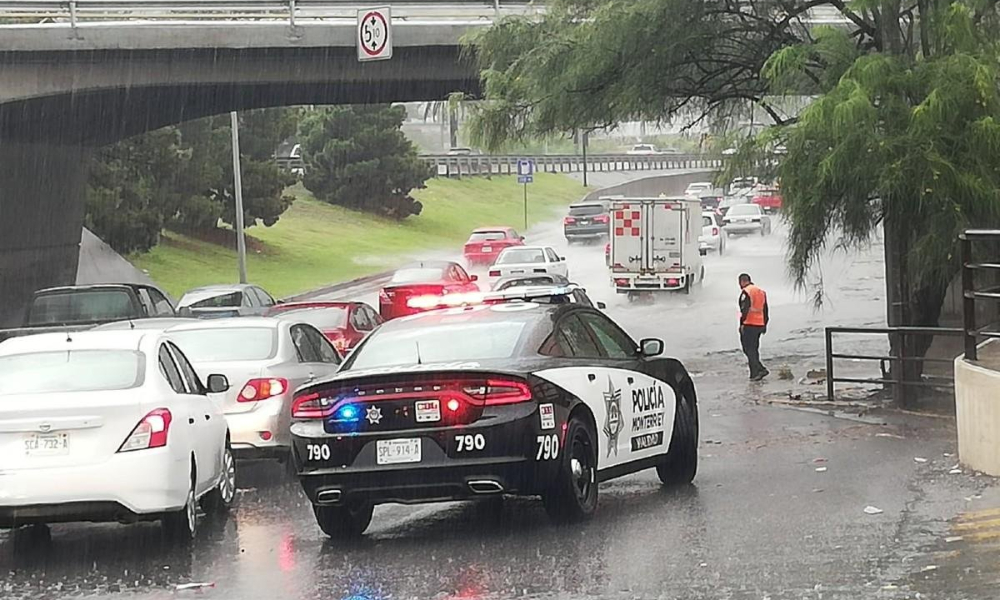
[357,7,392,62]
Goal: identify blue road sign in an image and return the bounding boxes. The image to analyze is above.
[518,175,533,184]
[516,159,534,177]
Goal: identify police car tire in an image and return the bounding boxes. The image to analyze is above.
[313,502,374,539]
[542,416,598,522]
[656,394,698,486]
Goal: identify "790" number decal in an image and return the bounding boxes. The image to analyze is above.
[536,434,559,461]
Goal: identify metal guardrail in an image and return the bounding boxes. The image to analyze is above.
[422,153,724,178]
[0,0,537,27]
[961,229,1000,360]
[824,326,963,405]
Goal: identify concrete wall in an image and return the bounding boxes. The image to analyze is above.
[955,340,1000,475]
[583,170,716,202]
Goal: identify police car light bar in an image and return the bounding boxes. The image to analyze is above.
[482,285,579,303]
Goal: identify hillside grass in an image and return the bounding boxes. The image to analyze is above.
[131,174,589,298]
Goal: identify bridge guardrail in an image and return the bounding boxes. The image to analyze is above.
[420,153,725,178]
[0,0,538,27]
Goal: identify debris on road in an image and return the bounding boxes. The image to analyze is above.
[864,506,884,515]
[945,536,964,543]
[799,368,826,386]
[914,457,928,463]
[950,469,963,475]
[876,432,905,439]
[813,457,827,463]
[815,467,828,473]
[920,565,938,573]
[777,366,793,380]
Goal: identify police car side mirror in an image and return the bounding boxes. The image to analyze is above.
[639,338,664,358]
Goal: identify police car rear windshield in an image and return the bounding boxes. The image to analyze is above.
[347,322,527,369]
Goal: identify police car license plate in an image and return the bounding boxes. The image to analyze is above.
[376,439,421,465]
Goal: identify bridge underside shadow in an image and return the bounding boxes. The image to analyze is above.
[0,45,478,325]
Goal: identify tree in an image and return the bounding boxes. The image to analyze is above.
[174,108,298,231]
[468,0,1000,393]
[84,127,190,254]
[85,107,299,253]
[300,105,431,219]
[421,93,472,150]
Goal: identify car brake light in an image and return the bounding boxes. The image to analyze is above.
[328,334,349,353]
[239,378,289,402]
[712,227,719,236]
[489,269,500,277]
[118,408,172,452]
[564,216,576,225]
[292,392,330,419]
[594,214,610,224]
[462,379,532,405]
[667,278,679,286]
[379,289,389,301]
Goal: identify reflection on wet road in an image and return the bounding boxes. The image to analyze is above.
[1,191,992,600]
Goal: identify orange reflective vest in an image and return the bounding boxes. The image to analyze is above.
[743,284,767,327]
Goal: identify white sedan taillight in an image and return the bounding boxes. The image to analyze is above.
[118,408,173,452]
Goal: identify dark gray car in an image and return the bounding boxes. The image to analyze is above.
[564,201,611,241]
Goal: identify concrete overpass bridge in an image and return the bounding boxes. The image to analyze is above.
[0,0,848,325]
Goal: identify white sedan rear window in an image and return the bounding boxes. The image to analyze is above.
[0,350,144,395]
[497,249,546,264]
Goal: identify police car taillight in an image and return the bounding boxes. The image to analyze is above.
[292,392,329,419]
[462,378,532,405]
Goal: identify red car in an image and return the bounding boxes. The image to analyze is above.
[379,261,480,320]
[752,188,783,212]
[266,301,383,354]
[463,227,525,266]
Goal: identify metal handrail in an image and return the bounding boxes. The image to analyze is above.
[419,153,725,178]
[0,0,537,27]
[961,230,1000,360]
[824,326,964,404]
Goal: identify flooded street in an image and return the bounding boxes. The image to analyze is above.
[3,188,995,600]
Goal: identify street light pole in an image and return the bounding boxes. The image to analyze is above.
[230,111,248,284]
[582,130,589,187]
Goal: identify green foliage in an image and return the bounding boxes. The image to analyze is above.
[300,105,432,219]
[85,108,298,253]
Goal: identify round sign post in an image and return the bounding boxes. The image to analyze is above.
[357,7,392,62]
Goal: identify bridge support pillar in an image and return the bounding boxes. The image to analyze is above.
[0,141,91,327]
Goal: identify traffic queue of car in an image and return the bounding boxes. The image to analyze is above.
[1,221,699,543]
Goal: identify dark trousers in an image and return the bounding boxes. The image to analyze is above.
[740,325,766,377]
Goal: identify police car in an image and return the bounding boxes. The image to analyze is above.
[289,292,699,538]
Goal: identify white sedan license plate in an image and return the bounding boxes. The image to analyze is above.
[376,438,421,465]
[24,432,70,456]
[481,246,492,253]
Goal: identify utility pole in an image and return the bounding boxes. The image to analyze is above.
[230,111,248,284]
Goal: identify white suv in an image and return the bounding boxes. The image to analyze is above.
[699,212,725,255]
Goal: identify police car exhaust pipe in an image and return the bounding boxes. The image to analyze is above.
[468,480,504,494]
[316,489,342,504]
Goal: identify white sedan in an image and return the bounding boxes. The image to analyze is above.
[699,211,726,255]
[0,330,236,540]
[488,246,569,279]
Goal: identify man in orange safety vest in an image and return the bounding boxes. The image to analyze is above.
[738,273,770,381]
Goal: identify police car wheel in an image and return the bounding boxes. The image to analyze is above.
[542,415,598,522]
[656,394,698,486]
[313,502,374,539]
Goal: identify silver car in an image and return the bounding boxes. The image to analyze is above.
[722,203,772,236]
[177,284,278,319]
[165,317,342,461]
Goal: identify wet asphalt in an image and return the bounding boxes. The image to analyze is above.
[3,181,998,599]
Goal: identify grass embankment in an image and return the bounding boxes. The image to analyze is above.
[132,174,589,298]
